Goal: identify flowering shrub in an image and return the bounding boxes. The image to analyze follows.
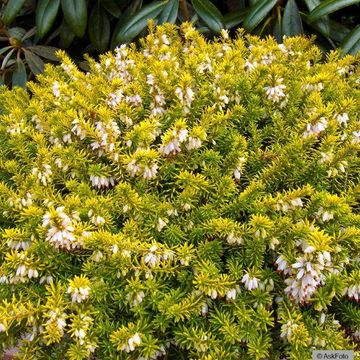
[0,23,360,360]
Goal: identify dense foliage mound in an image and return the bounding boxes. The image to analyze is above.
[0,24,359,360]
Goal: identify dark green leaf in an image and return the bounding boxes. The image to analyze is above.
[0,46,12,56]
[303,0,330,37]
[123,0,143,17]
[6,59,16,67]
[197,25,211,33]
[303,0,319,11]
[24,50,45,75]
[46,26,61,43]
[22,27,37,41]
[111,1,167,47]
[1,49,15,70]
[273,12,282,43]
[8,27,27,40]
[304,0,331,15]
[282,0,303,36]
[191,0,224,33]
[36,0,61,38]
[308,0,360,23]
[2,0,27,25]
[328,20,350,43]
[27,46,59,61]
[78,60,90,72]
[340,24,360,56]
[243,0,277,32]
[89,4,110,52]
[61,0,88,38]
[224,9,248,29]
[12,58,27,87]
[158,0,178,24]
[100,0,122,18]
[60,21,76,48]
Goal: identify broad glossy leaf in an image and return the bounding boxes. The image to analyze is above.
[100,0,122,18]
[111,1,167,47]
[0,46,12,56]
[273,14,282,43]
[328,20,350,43]
[110,0,142,47]
[27,46,59,61]
[158,0,178,24]
[123,0,143,17]
[224,9,248,29]
[304,0,330,36]
[191,0,224,33]
[36,0,61,38]
[22,27,37,41]
[12,58,27,87]
[308,0,360,22]
[243,0,277,32]
[60,21,76,48]
[282,0,303,36]
[89,5,110,52]
[197,25,211,34]
[303,0,319,11]
[2,0,27,25]
[24,50,45,75]
[8,27,27,40]
[1,49,15,70]
[61,0,87,38]
[78,60,90,72]
[340,24,360,55]
[46,27,61,43]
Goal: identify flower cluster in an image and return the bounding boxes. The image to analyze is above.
[301,83,323,92]
[242,273,259,291]
[226,232,243,245]
[315,207,334,222]
[276,244,333,303]
[275,197,303,212]
[89,174,115,188]
[91,120,121,159]
[88,209,106,226]
[175,86,195,113]
[126,290,145,307]
[147,74,167,116]
[127,157,158,180]
[345,272,360,301]
[44,309,67,337]
[42,207,85,249]
[120,333,142,353]
[112,44,135,83]
[303,117,328,138]
[280,320,299,341]
[159,126,188,155]
[264,78,287,103]
[233,157,246,180]
[71,314,93,346]
[0,251,39,284]
[67,276,91,303]
[31,164,52,185]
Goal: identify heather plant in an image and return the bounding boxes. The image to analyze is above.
[1,0,360,87]
[0,23,359,360]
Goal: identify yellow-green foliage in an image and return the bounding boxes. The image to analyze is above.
[0,24,360,359]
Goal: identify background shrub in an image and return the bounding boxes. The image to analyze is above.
[0,24,360,359]
[1,0,360,86]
